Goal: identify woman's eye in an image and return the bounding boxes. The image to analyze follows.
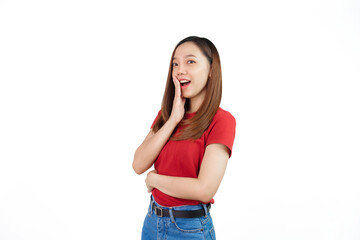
[172,63,178,67]
[188,60,195,64]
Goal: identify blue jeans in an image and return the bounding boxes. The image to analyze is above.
[141,196,216,240]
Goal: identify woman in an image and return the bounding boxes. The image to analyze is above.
[133,36,236,239]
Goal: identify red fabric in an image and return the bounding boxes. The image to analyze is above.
[150,107,236,207]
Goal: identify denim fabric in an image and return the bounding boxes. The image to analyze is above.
[141,196,216,240]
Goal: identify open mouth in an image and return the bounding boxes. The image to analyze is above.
[180,80,191,88]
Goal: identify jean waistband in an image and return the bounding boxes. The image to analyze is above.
[149,195,211,219]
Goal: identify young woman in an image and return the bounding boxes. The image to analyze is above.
[133,36,236,240]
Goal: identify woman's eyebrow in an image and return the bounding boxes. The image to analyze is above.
[172,54,197,60]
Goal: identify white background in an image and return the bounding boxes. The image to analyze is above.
[1,0,359,239]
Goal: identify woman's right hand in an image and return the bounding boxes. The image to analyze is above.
[169,77,186,124]
[133,77,185,175]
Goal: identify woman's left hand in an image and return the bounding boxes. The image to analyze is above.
[145,169,158,193]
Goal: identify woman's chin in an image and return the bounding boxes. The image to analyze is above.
[181,91,193,99]
[181,93,189,98]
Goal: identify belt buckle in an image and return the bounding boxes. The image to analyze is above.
[154,206,163,217]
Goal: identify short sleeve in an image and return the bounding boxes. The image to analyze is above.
[205,112,236,158]
[150,110,162,129]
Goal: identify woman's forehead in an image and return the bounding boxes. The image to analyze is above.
[173,42,202,59]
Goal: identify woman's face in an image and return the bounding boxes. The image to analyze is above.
[172,42,211,101]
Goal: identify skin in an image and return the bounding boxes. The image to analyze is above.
[171,41,211,113]
[132,42,230,203]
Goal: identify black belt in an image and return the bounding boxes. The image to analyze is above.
[151,201,211,218]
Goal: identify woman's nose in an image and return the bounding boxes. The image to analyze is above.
[177,64,186,75]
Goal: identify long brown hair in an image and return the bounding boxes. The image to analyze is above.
[152,36,222,140]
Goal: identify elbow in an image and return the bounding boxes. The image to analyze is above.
[132,163,143,175]
[132,159,146,175]
[200,194,214,204]
[198,186,215,203]
[132,153,145,175]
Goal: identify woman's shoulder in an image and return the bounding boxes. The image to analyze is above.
[204,107,236,149]
[213,107,236,122]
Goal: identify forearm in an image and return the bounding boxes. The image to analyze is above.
[133,118,178,175]
[146,144,230,202]
[150,174,211,203]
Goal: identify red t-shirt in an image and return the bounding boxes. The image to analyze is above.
[150,107,236,207]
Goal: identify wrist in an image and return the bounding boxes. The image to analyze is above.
[167,117,180,127]
[149,172,158,188]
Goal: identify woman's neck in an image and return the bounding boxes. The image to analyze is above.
[188,90,206,113]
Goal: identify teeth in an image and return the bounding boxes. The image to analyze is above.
[180,80,190,83]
